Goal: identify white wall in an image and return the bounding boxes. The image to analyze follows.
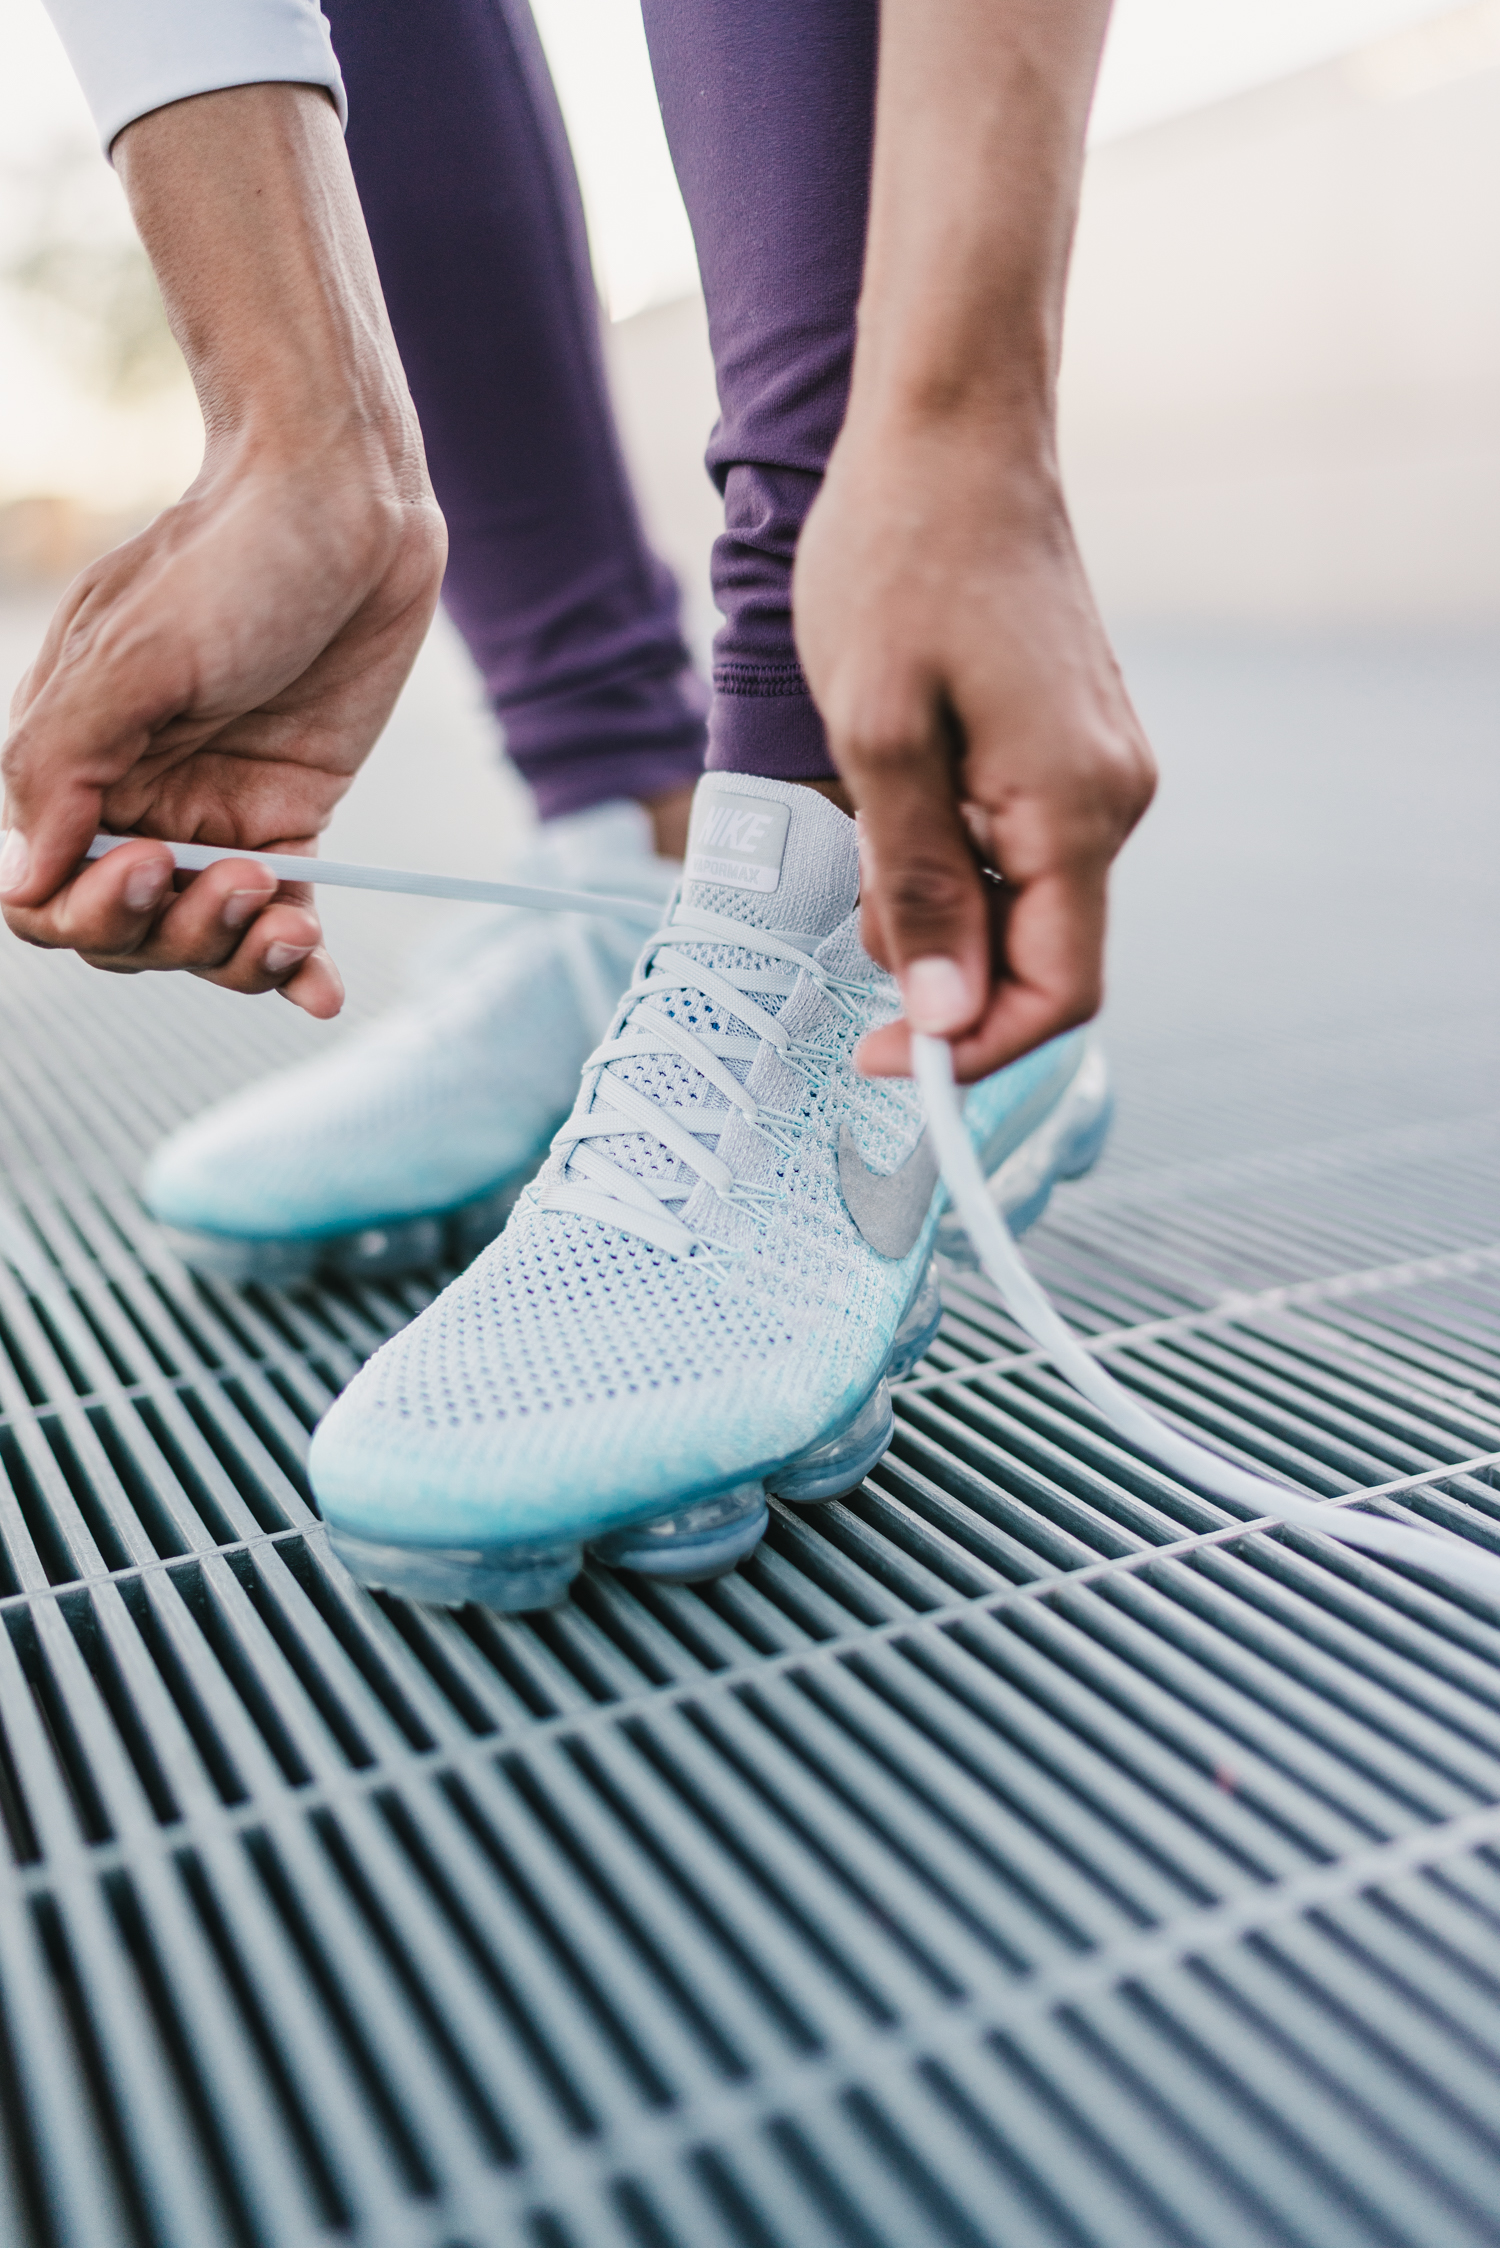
[610,17,1500,634]
[1059,29,1500,623]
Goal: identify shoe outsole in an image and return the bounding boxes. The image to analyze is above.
[324,1044,1112,1615]
[162,1178,525,1287]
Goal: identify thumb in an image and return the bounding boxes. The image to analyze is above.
[850,741,991,1041]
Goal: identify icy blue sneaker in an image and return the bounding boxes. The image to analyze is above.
[143,802,677,1282]
[310,777,1110,1609]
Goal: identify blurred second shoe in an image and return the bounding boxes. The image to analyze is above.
[143,801,678,1282]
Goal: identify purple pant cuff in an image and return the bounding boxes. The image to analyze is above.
[706,688,837,781]
[517,734,707,822]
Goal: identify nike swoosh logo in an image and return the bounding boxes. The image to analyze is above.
[838,1124,940,1258]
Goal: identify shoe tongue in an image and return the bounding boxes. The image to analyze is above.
[681,774,857,942]
[569,776,857,1213]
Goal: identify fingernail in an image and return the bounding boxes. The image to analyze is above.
[900,956,972,1034]
[222,887,270,931]
[123,860,169,913]
[0,829,29,897]
[264,942,312,976]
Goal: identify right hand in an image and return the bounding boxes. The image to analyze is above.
[0,433,444,1018]
[0,81,446,1018]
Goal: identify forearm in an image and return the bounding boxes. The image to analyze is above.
[853,0,1112,446]
[794,0,1152,1080]
[114,83,424,484]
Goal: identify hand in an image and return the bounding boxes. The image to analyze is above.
[0,83,446,1017]
[794,414,1155,1081]
[0,437,443,1016]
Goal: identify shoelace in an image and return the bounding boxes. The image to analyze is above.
[72,830,664,922]
[913,1033,1500,1605]
[538,904,871,1261]
[83,824,658,1046]
[41,830,1500,1607]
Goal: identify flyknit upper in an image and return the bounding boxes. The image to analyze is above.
[310,778,936,1543]
[144,801,676,1238]
[309,775,1090,1548]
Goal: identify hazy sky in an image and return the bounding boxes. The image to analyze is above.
[0,0,1482,499]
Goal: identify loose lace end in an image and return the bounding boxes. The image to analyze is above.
[911,1031,1500,1606]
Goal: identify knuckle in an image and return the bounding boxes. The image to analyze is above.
[837,723,924,781]
[884,856,976,929]
[826,677,933,778]
[1099,734,1158,830]
[1054,975,1104,1032]
[838,722,897,774]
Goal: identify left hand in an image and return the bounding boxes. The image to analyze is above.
[794,408,1156,1082]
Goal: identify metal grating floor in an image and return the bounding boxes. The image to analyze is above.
[2,637,1500,2248]
[2,957,1500,2248]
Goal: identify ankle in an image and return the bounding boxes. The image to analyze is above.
[642,783,694,860]
[796,777,855,817]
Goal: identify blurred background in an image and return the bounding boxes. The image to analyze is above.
[1,0,1497,1105]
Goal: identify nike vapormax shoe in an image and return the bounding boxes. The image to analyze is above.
[143,801,677,1283]
[310,775,1111,1609]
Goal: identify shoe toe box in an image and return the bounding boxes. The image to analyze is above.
[308,1209,896,1548]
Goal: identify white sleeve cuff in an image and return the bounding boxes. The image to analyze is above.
[40,0,347,153]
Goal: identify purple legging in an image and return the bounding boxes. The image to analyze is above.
[325,0,874,809]
[327,0,705,819]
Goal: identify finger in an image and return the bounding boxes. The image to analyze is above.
[186,902,324,995]
[2,839,176,956]
[85,852,331,993]
[841,719,991,1043]
[278,946,344,1019]
[182,850,341,1015]
[136,856,287,968]
[857,864,1107,1083]
[7,849,295,975]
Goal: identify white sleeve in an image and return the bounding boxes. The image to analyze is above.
[40,0,347,153]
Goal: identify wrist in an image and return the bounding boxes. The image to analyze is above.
[199,408,430,513]
[117,84,425,491]
[834,376,1063,516]
[846,278,1060,453]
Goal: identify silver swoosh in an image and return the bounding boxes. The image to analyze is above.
[838,1124,940,1259]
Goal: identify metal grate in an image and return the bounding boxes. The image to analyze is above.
[4,937,1500,2248]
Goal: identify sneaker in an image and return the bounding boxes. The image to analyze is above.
[143,801,677,1282]
[309,776,1111,1610]
[310,782,1110,1609]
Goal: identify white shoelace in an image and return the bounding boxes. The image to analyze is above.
[538,904,868,1260]
[913,1032,1500,1605]
[72,831,664,922]
[42,831,1500,1605]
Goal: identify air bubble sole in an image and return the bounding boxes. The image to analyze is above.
[162,1178,524,1287]
[327,1267,939,1609]
[326,1049,1113,1613]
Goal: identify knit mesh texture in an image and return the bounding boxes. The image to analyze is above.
[579,777,859,1199]
[145,801,676,1237]
[309,780,1093,1540]
[315,781,931,1527]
